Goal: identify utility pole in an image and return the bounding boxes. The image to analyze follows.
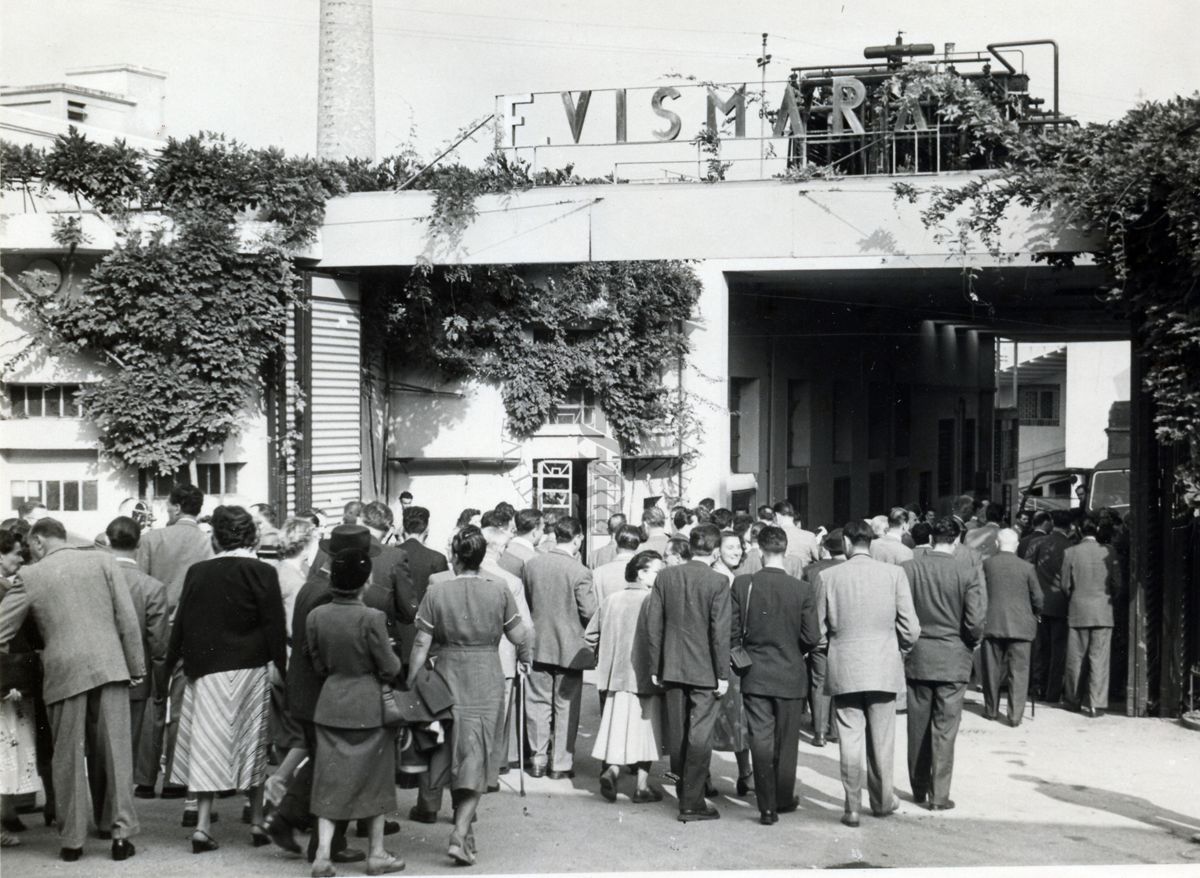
[318,0,376,161]
[757,33,772,177]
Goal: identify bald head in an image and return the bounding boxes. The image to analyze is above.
[998,528,1019,553]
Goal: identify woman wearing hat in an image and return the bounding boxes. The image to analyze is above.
[306,547,403,877]
[167,505,288,854]
[407,526,532,867]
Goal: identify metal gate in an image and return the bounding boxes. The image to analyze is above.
[534,460,573,518]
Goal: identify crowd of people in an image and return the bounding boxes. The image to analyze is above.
[0,487,1125,872]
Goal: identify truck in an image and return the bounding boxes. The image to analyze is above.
[1016,457,1130,518]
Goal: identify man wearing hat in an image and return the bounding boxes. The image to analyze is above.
[263,525,381,864]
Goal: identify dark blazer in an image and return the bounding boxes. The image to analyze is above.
[901,551,986,683]
[644,559,731,688]
[307,597,402,729]
[114,558,170,700]
[524,547,596,669]
[288,562,335,723]
[394,538,449,662]
[982,552,1042,641]
[0,546,145,704]
[730,567,819,699]
[1064,538,1118,628]
[168,555,287,681]
[1029,531,1072,617]
[1016,530,1048,561]
[135,517,213,612]
[802,557,843,588]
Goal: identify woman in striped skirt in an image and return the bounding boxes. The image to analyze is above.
[167,506,288,853]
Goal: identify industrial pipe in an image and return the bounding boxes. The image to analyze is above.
[987,40,1059,116]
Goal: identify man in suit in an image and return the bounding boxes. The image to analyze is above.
[773,501,820,566]
[394,506,448,679]
[104,517,169,813]
[802,529,845,747]
[359,501,413,650]
[1028,509,1073,701]
[645,524,731,822]
[134,483,211,800]
[637,505,672,557]
[522,516,596,778]
[818,520,919,827]
[498,508,542,580]
[593,525,643,605]
[1017,511,1051,560]
[965,503,1005,560]
[870,508,914,566]
[1062,517,1120,717]
[902,517,986,812]
[587,513,626,569]
[265,526,373,863]
[0,518,145,862]
[981,528,1043,726]
[732,526,820,825]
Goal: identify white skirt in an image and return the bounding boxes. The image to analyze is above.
[591,691,662,765]
[0,698,43,796]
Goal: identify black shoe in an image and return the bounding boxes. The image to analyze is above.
[111,838,136,861]
[704,780,718,798]
[926,799,956,811]
[677,806,720,822]
[134,785,157,799]
[630,788,663,804]
[355,819,400,838]
[759,811,778,825]
[778,796,801,814]
[526,764,546,778]
[498,765,510,775]
[599,769,618,802]
[160,784,187,799]
[736,774,754,796]
[663,770,680,784]
[812,735,827,748]
[1,817,26,832]
[841,811,860,828]
[407,806,437,825]
[911,788,929,805]
[330,847,367,864]
[262,812,302,854]
[191,830,219,854]
[548,769,575,781]
[486,784,500,793]
[60,846,83,862]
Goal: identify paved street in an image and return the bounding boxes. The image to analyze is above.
[3,687,1198,876]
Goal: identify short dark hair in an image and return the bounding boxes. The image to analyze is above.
[732,510,753,536]
[30,517,67,541]
[932,516,961,545]
[0,530,23,555]
[106,516,141,551]
[361,501,393,532]
[910,521,933,547]
[698,498,716,512]
[642,506,666,529]
[494,501,515,519]
[1032,510,1052,530]
[665,537,692,562]
[842,519,874,547]
[456,508,481,529]
[451,525,488,569]
[756,504,775,522]
[514,509,543,535]
[985,503,1005,524]
[251,503,278,527]
[615,525,643,552]
[399,491,414,501]
[887,507,908,529]
[823,528,845,555]
[624,550,663,583]
[1050,509,1073,530]
[671,506,690,531]
[748,521,767,542]
[343,500,363,523]
[710,508,734,530]
[1080,516,1100,537]
[773,500,795,518]
[606,513,627,535]
[170,484,204,516]
[689,523,721,555]
[757,525,788,555]
[479,509,505,529]
[554,516,582,543]
[541,510,560,533]
[403,506,430,534]
[212,505,257,551]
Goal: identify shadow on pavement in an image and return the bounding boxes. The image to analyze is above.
[1012,773,1200,840]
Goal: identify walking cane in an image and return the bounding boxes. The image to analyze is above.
[517,670,526,798]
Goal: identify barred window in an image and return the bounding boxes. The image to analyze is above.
[1019,386,1060,426]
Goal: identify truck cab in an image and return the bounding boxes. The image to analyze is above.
[1017,457,1130,518]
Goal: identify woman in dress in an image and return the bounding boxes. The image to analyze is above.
[307,548,404,878]
[711,530,754,797]
[0,530,43,847]
[585,550,665,804]
[407,526,532,867]
[167,505,287,853]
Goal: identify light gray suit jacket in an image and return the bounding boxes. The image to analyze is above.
[136,517,213,612]
[0,545,145,704]
[524,546,596,670]
[817,553,920,696]
[1064,538,1118,628]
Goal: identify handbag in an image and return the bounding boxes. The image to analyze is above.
[729,579,754,675]
[381,684,404,727]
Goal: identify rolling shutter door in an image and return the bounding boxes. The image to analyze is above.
[309,275,362,514]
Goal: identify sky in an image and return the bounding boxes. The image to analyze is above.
[3,0,1198,164]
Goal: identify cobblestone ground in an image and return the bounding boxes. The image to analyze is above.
[2,688,1199,876]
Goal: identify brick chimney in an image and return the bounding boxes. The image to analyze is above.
[317,0,375,161]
